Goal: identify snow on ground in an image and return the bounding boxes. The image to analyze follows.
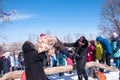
[104,71,119,80]
[47,70,119,80]
[15,70,119,80]
[15,62,119,80]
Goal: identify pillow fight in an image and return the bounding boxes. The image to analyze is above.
[0,32,120,80]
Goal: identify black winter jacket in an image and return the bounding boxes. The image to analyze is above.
[22,41,47,80]
[63,40,88,69]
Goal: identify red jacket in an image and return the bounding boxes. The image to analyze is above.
[66,58,73,65]
[86,45,96,62]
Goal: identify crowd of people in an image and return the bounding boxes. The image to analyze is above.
[0,32,120,80]
[0,51,25,77]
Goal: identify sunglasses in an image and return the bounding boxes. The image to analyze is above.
[78,38,86,43]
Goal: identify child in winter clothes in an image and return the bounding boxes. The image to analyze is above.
[86,41,96,62]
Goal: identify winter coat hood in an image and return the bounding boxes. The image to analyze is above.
[22,41,36,53]
[96,36,104,42]
[96,36,112,54]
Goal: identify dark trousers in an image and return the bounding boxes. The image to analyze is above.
[77,69,88,80]
[76,59,88,80]
[99,53,111,72]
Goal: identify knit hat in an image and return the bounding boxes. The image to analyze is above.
[40,33,46,37]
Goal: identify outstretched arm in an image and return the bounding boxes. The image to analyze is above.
[64,42,77,47]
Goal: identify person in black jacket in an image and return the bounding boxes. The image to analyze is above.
[0,56,2,77]
[18,51,25,70]
[2,56,11,75]
[22,41,48,80]
[54,36,88,80]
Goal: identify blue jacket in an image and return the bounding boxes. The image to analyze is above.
[96,36,112,54]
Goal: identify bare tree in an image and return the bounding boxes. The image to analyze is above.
[63,33,86,42]
[8,42,22,54]
[0,44,4,55]
[0,0,10,23]
[74,33,81,40]
[0,42,22,55]
[99,0,120,38]
[46,30,51,35]
[74,33,85,40]
[28,33,38,43]
[88,34,94,40]
[0,0,15,40]
[63,33,73,42]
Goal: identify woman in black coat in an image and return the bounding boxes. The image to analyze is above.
[64,36,88,80]
[55,36,88,80]
[22,41,48,80]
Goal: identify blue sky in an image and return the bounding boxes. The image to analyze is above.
[0,0,104,43]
